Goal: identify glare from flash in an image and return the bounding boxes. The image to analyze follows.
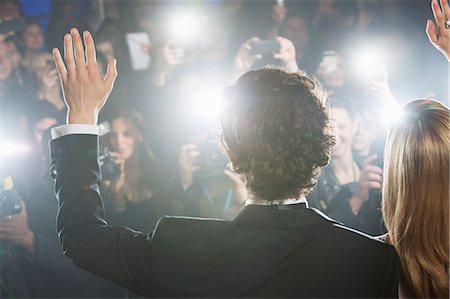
[168,12,202,43]
[381,100,402,127]
[0,141,31,157]
[354,48,386,81]
[189,88,223,122]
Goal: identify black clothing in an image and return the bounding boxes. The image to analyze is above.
[158,171,244,220]
[5,180,122,298]
[307,163,386,235]
[104,198,158,233]
[51,134,400,298]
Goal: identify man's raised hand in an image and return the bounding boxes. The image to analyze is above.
[52,28,117,125]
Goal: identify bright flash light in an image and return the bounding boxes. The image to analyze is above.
[381,100,402,127]
[354,48,387,82]
[188,87,223,123]
[168,12,203,43]
[0,141,31,157]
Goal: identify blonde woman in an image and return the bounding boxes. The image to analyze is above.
[382,1,450,297]
[382,99,449,298]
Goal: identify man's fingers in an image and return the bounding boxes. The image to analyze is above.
[63,33,76,73]
[84,31,97,69]
[71,28,86,67]
[103,58,118,90]
[52,48,68,82]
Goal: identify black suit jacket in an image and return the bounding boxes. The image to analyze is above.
[51,134,400,298]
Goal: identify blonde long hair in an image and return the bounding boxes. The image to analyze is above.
[382,99,449,298]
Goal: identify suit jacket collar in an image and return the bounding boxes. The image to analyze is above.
[232,203,341,229]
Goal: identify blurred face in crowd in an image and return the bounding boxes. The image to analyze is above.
[0,0,21,20]
[0,42,14,81]
[97,41,115,62]
[60,2,76,18]
[23,23,45,51]
[5,41,20,69]
[30,52,54,80]
[282,17,309,50]
[352,113,379,156]
[34,117,57,150]
[316,53,346,88]
[331,107,357,158]
[109,118,143,160]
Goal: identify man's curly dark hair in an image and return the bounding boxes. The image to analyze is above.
[220,68,336,202]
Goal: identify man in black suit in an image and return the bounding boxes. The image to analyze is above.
[50,28,399,297]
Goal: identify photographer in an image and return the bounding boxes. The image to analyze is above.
[0,196,33,298]
[0,101,121,298]
[230,35,299,82]
[158,133,246,220]
[29,52,66,111]
[307,94,385,235]
[100,107,169,232]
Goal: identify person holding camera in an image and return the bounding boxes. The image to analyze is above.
[307,93,385,235]
[230,35,299,82]
[100,107,169,233]
[157,137,247,220]
[29,52,66,111]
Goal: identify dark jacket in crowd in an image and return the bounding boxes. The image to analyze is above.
[1,178,122,298]
[307,160,386,236]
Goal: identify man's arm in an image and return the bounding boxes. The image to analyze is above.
[51,133,154,295]
[50,28,154,296]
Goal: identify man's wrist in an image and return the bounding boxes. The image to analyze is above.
[67,111,98,125]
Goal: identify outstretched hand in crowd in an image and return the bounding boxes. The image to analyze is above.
[427,0,450,61]
[52,28,118,125]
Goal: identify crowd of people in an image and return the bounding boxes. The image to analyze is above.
[0,0,448,298]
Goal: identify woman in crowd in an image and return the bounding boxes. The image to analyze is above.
[307,93,385,235]
[100,108,168,233]
[382,99,449,298]
[29,52,65,110]
[352,97,386,160]
[380,1,450,297]
[158,134,247,220]
[21,20,45,67]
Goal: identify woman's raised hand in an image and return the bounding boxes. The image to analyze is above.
[427,0,450,62]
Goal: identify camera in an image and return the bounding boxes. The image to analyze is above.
[251,40,281,55]
[0,177,22,219]
[196,139,228,179]
[0,18,25,34]
[99,147,121,182]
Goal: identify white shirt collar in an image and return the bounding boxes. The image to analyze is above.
[245,197,308,207]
